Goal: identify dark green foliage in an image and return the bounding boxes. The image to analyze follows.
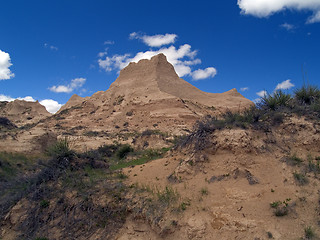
[116,144,133,159]
[259,90,292,111]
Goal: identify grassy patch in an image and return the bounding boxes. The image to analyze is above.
[110,147,170,171]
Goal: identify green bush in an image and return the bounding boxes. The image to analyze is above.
[259,90,292,111]
[116,144,133,159]
[46,137,75,159]
[294,84,320,105]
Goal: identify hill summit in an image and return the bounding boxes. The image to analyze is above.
[54,54,252,136]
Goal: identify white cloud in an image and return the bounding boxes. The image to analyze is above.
[0,50,15,80]
[39,99,62,113]
[275,79,295,90]
[130,32,177,47]
[0,94,62,113]
[49,77,86,93]
[256,90,267,97]
[280,23,295,30]
[0,94,36,102]
[240,87,249,91]
[191,67,217,81]
[0,94,15,101]
[44,43,58,51]
[237,0,320,23]
[98,44,199,77]
[98,33,217,80]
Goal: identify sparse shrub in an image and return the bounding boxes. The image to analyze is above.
[267,231,273,238]
[46,137,75,160]
[156,186,179,206]
[40,200,50,208]
[83,131,100,137]
[259,90,292,111]
[305,226,316,239]
[283,154,303,166]
[308,160,320,174]
[116,144,133,159]
[294,84,320,105]
[270,198,291,217]
[293,172,309,185]
[97,144,119,157]
[200,187,208,196]
[180,201,190,211]
[34,237,49,240]
[117,172,128,179]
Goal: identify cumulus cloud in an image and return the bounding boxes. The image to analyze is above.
[237,0,320,23]
[0,94,62,113]
[98,36,217,81]
[275,79,295,90]
[130,32,177,47]
[191,67,217,81]
[39,99,62,113]
[256,90,267,97]
[280,23,295,30]
[0,94,36,102]
[240,87,249,91]
[49,77,86,93]
[44,43,58,51]
[0,50,15,80]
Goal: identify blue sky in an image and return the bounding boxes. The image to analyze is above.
[1,0,320,113]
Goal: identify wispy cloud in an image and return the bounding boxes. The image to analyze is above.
[0,50,15,80]
[44,43,58,51]
[104,40,114,45]
[49,78,86,93]
[240,87,249,91]
[130,32,177,47]
[98,33,217,81]
[238,0,320,24]
[280,23,296,31]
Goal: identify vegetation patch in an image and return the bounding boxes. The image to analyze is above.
[270,198,291,217]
